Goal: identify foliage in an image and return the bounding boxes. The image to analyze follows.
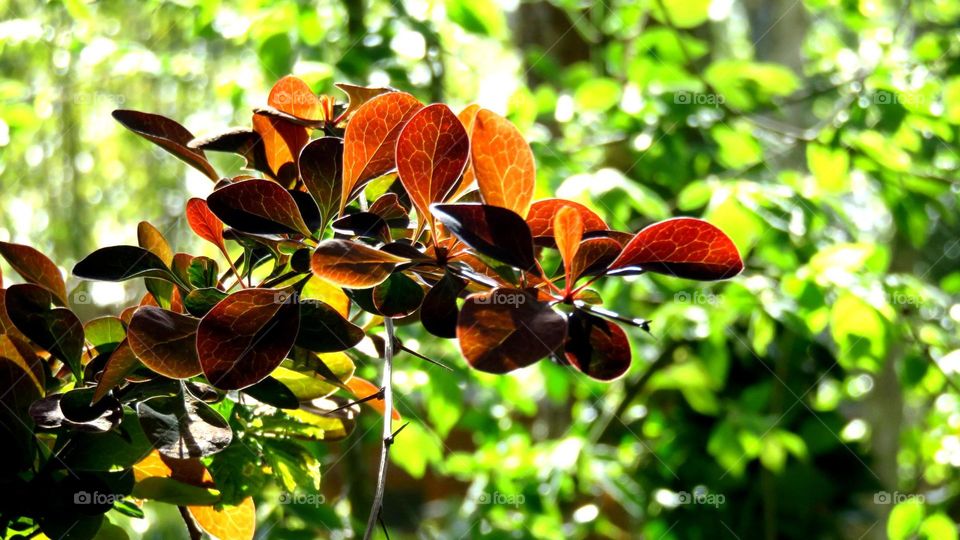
[0,75,741,539]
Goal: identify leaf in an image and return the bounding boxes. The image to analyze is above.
[187,257,219,289]
[60,408,153,470]
[186,198,226,252]
[127,307,203,379]
[470,109,536,217]
[73,246,181,285]
[431,203,536,271]
[197,288,300,390]
[607,217,744,281]
[136,221,174,266]
[564,311,631,381]
[251,112,309,180]
[188,128,271,177]
[372,272,424,317]
[132,477,221,506]
[0,241,68,305]
[334,82,393,123]
[189,497,255,540]
[0,334,45,416]
[112,110,219,181]
[133,449,214,487]
[341,92,423,213]
[268,75,330,123]
[446,104,481,202]
[84,316,126,356]
[526,199,607,243]
[569,237,622,283]
[297,299,364,352]
[420,270,467,338]
[4,284,84,378]
[456,288,566,373]
[310,239,408,289]
[92,340,140,404]
[274,352,355,400]
[137,392,232,459]
[183,287,228,317]
[244,376,299,409]
[554,206,584,284]
[301,276,350,317]
[345,376,401,421]
[206,179,313,236]
[299,137,344,229]
[396,104,470,230]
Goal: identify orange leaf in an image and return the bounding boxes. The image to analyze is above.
[268,75,331,122]
[470,109,536,217]
[251,113,308,181]
[0,241,68,306]
[396,104,470,231]
[341,92,423,214]
[185,198,225,252]
[346,376,401,421]
[310,239,408,289]
[526,199,607,241]
[133,449,215,487]
[553,206,584,284]
[334,82,393,123]
[446,104,481,202]
[189,498,256,540]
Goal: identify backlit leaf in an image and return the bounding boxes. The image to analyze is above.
[0,334,45,415]
[526,199,607,244]
[470,109,535,217]
[73,246,181,285]
[84,316,126,356]
[251,113,309,180]
[244,376,299,409]
[396,104,470,230]
[206,179,312,236]
[186,198,226,252]
[5,283,84,378]
[137,221,174,266]
[341,92,423,213]
[310,239,408,289]
[0,241,68,305]
[569,237,622,283]
[189,128,271,177]
[92,340,140,404]
[420,270,467,338]
[607,217,744,281]
[189,497,255,540]
[456,288,566,373]
[564,311,631,381]
[334,82,393,123]
[128,307,203,379]
[431,203,535,271]
[345,376,401,421]
[268,75,330,123]
[554,206,584,284]
[372,272,424,317]
[112,110,218,181]
[197,288,300,390]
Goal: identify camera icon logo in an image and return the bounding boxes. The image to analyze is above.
[874,491,890,504]
[676,491,692,504]
[72,290,91,305]
[675,91,691,104]
[74,491,91,504]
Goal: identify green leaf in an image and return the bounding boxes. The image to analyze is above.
[887,499,924,540]
[574,78,621,112]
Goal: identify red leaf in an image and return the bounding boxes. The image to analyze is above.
[564,311,631,381]
[470,109,536,217]
[0,241,68,306]
[569,237,621,284]
[431,203,536,272]
[299,137,343,229]
[267,75,332,123]
[206,179,312,236]
[456,288,566,374]
[341,92,423,213]
[186,198,225,252]
[251,113,309,180]
[345,376,401,421]
[334,83,394,124]
[526,199,607,243]
[310,240,408,289]
[608,217,743,281]
[396,104,470,231]
[197,288,300,390]
[553,206,584,285]
[92,340,140,404]
[127,307,203,379]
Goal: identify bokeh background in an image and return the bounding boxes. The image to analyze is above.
[2,0,960,538]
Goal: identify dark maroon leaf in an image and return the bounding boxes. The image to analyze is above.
[188,128,272,177]
[73,246,181,285]
[113,110,218,181]
[297,299,364,352]
[0,241,68,305]
[243,376,299,409]
[197,288,300,390]
[430,203,535,271]
[4,284,84,378]
[569,237,622,282]
[421,270,466,338]
[456,287,566,373]
[290,190,322,232]
[332,212,390,241]
[206,179,312,236]
[127,307,203,379]
[564,311,631,381]
[299,137,343,229]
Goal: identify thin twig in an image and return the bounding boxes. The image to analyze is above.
[363,317,396,540]
[178,506,203,540]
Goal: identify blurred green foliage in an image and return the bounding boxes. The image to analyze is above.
[2,0,960,538]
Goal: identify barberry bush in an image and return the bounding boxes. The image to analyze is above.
[0,76,741,539]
